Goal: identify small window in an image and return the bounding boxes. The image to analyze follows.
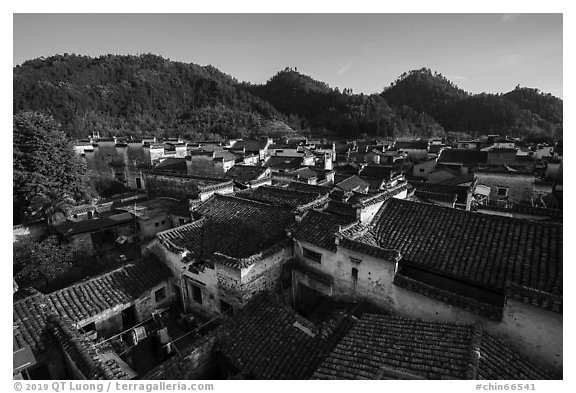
[303,248,322,263]
[79,322,96,334]
[161,220,166,225]
[351,268,359,282]
[154,287,166,302]
[155,222,160,227]
[192,285,203,304]
[419,168,425,173]
[350,256,362,264]
[497,187,509,197]
[179,218,186,225]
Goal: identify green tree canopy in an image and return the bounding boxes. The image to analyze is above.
[13,111,89,224]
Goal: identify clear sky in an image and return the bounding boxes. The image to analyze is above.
[13,13,563,98]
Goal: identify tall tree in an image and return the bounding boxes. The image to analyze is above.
[13,111,88,224]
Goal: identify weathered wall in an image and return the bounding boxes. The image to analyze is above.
[474,172,534,205]
[294,240,563,374]
[412,159,437,179]
[135,281,175,320]
[179,330,219,378]
[239,246,293,304]
[184,265,220,317]
[500,299,562,373]
[138,214,173,240]
[144,173,200,200]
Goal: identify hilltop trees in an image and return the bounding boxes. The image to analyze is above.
[13,111,89,224]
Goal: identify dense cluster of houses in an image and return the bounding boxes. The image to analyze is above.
[14,134,562,380]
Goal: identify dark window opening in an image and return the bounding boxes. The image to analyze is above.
[497,187,508,197]
[220,299,233,315]
[155,222,160,227]
[161,220,166,225]
[179,218,186,225]
[192,285,203,304]
[351,268,359,282]
[155,287,166,302]
[419,168,425,173]
[136,177,142,189]
[78,321,96,334]
[303,248,322,263]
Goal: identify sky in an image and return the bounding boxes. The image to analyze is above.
[13,13,563,98]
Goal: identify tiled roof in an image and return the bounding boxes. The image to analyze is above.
[351,182,409,208]
[324,200,358,219]
[224,165,268,184]
[46,314,130,380]
[335,175,370,193]
[45,255,172,324]
[264,156,304,170]
[313,314,557,380]
[409,181,470,205]
[161,195,295,261]
[362,199,562,312]
[359,165,396,179]
[235,185,328,210]
[231,139,269,152]
[155,158,187,173]
[438,149,488,166]
[413,190,457,204]
[13,255,171,357]
[287,181,333,194]
[216,295,353,379]
[54,212,134,237]
[294,211,357,252]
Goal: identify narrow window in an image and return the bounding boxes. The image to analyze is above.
[154,287,166,302]
[192,285,203,304]
[351,267,359,282]
[303,247,322,263]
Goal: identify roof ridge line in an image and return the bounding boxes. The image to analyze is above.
[465,324,484,379]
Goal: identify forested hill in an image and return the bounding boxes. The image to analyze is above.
[13,54,292,140]
[14,55,562,140]
[246,68,443,138]
[381,68,562,139]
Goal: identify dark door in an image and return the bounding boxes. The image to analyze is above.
[122,305,137,330]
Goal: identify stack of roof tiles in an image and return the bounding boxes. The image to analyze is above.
[352,199,562,314]
[313,314,558,380]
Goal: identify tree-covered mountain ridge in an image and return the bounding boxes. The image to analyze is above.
[14,55,562,140]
